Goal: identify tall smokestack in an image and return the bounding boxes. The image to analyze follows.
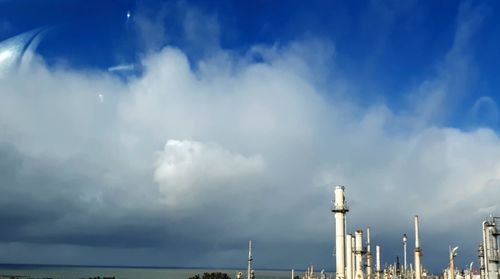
[333,186,349,279]
[414,216,422,279]
[376,246,381,279]
[247,240,253,279]
[355,230,364,279]
[403,233,408,277]
[366,227,372,279]
[346,234,353,279]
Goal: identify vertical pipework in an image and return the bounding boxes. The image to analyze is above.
[333,186,349,279]
[450,248,457,279]
[483,219,500,279]
[414,216,422,279]
[482,221,489,278]
[247,240,252,279]
[352,235,356,279]
[484,219,499,279]
[355,230,364,279]
[346,234,353,279]
[366,227,372,279]
[376,246,381,279]
[449,246,459,279]
[344,210,348,278]
[479,244,485,279]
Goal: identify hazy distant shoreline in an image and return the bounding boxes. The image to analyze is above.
[0,264,298,279]
[0,263,305,271]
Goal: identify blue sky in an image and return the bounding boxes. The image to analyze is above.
[2,0,500,129]
[1,0,500,274]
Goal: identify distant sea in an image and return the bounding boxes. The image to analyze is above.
[0,264,298,279]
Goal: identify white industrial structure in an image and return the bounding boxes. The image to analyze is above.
[248,240,254,279]
[236,188,500,279]
[346,234,354,279]
[333,186,349,279]
[414,215,422,279]
[443,247,479,279]
[449,246,459,279]
[332,186,371,279]
[236,240,255,279]
[376,245,381,279]
[332,186,391,279]
[479,217,499,279]
[352,236,356,279]
[366,228,372,279]
[355,230,364,279]
[403,234,407,278]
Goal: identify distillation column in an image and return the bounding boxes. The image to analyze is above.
[366,228,372,279]
[355,230,364,279]
[489,221,499,279]
[483,218,499,279]
[414,215,422,279]
[376,245,381,279]
[347,234,353,279]
[333,186,349,279]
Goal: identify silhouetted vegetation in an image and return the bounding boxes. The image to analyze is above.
[188,272,231,279]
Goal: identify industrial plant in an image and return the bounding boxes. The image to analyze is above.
[434,215,499,279]
[236,186,500,279]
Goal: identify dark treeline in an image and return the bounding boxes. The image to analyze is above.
[188,272,231,279]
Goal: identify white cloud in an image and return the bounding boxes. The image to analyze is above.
[154,139,265,207]
[107,64,135,73]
